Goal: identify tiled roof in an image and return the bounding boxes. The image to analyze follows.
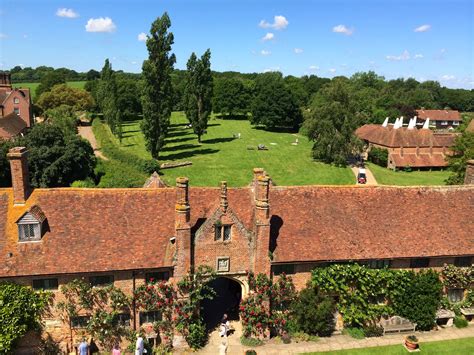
[0,184,472,277]
[389,153,448,168]
[416,110,461,121]
[143,172,168,188]
[270,186,474,263]
[356,124,456,148]
[0,112,27,140]
[467,120,474,133]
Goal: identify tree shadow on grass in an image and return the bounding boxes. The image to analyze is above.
[202,137,235,144]
[167,130,190,138]
[253,125,299,133]
[162,148,219,161]
[161,143,201,152]
[165,136,194,144]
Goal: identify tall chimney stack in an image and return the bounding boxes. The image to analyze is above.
[220,181,228,213]
[175,177,191,277]
[7,147,31,204]
[465,160,474,185]
[253,171,271,275]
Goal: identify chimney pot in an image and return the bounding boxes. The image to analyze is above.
[175,177,190,225]
[7,147,30,204]
[220,181,228,212]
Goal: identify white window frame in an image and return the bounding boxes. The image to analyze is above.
[452,121,460,126]
[13,97,20,104]
[440,121,448,125]
[18,223,41,241]
[13,107,20,115]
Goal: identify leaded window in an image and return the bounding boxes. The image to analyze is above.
[448,288,464,303]
[18,223,41,241]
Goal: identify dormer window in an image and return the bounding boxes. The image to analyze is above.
[16,205,47,242]
[13,97,20,104]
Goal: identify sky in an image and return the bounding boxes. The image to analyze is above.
[0,0,473,88]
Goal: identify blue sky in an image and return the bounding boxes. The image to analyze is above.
[0,0,473,88]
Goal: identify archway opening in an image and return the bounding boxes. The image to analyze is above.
[201,277,242,331]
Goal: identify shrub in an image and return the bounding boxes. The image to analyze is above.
[368,147,388,167]
[140,159,161,174]
[185,320,208,350]
[342,327,365,339]
[291,286,335,337]
[290,331,319,343]
[362,325,383,337]
[245,350,257,355]
[240,336,264,347]
[454,316,468,328]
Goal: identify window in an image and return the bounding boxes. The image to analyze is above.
[448,288,464,303]
[145,271,170,283]
[273,264,295,275]
[13,107,20,115]
[453,121,459,126]
[33,278,58,290]
[454,257,472,267]
[410,258,430,268]
[116,313,131,327]
[214,224,232,241]
[18,223,41,241]
[139,311,161,325]
[89,275,114,287]
[13,97,20,104]
[366,260,391,269]
[440,121,448,125]
[71,316,90,328]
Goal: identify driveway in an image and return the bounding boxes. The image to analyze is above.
[78,126,108,160]
[351,165,378,185]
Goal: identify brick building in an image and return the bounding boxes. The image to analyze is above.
[0,147,473,350]
[0,73,33,140]
[416,109,462,130]
[356,123,456,169]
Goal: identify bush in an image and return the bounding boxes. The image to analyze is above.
[454,316,468,328]
[342,327,365,339]
[290,331,319,343]
[140,159,161,174]
[368,147,388,167]
[245,351,257,355]
[185,320,207,350]
[362,325,383,337]
[240,336,263,347]
[291,286,336,337]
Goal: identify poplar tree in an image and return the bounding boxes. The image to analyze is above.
[184,49,213,143]
[141,13,176,158]
[98,59,121,139]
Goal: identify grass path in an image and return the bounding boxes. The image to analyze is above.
[367,163,450,186]
[104,112,354,187]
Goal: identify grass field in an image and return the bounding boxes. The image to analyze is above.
[95,112,354,187]
[12,81,86,99]
[367,163,451,186]
[305,337,474,354]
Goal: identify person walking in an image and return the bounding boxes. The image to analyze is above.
[135,334,144,355]
[112,343,121,355]
[78,338,89,355]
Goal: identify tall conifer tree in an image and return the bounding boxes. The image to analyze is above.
[141,13,176,158]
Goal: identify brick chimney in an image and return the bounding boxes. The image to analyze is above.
[254,172,271,275]
[175,177,191,277]
[220,181,228,213]
[465,160,474,185]
[7,147,31,204]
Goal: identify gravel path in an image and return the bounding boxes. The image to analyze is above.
[77,125,108,160]
[351,165,378,185]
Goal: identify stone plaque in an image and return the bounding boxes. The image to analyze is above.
[217,257,230,272]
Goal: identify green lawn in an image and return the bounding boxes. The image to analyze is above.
[304,337,474,354]
[96,112,354,187]
[368,163,451,186]
[12,81,86,99]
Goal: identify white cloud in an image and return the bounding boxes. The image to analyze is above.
[260,49,271,56]
[0,33,7,39]
[309,65,319,71]
[262,32,274,41]
[85,17,116,33]
[137,32,147,42]
[414,54,423,59]
[329,68,337,73]
[259,15,288,30]
[294,48,303,54]
[441,75,455,81]
[56,8,79,18]
[386,49,410,61]
[414,24,431,32]
[332,24,354,36]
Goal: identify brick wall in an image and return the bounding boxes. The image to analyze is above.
[2,89,33,126]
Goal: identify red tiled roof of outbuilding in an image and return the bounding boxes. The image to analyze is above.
[0,112,27,140]
[389,153,448,168]
[416,109,461,121]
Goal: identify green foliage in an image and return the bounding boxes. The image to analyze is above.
[184,49,214,142]
[36,84,94,112]
[289,331,319,343]
[185,319,208,350]
[454,316,468,328]
[141,12,176,158]
[446,131,474,184]
[24,124,96,187]
[44,104,78,137]
[393,269,443,331]
[362,325,384,337]
[0,282,52,353]
[368,147,388,167]
[56,279,131,350]
[441,264,473,289]
[35,70,66,97]
[303,78,363,166]
[250,72,302,130]
[0,140,13,187]
[291,286,335,336]
[213,77,250,116]
[342,327,365,339]
[240,336,264,347]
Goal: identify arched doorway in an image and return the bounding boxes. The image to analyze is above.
[201,277,242,331]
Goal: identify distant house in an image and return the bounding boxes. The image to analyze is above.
[356,119,457,169]
[0,72,33,140]
[416,109,461,130]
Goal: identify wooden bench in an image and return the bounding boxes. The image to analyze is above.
[379,316,416,335]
